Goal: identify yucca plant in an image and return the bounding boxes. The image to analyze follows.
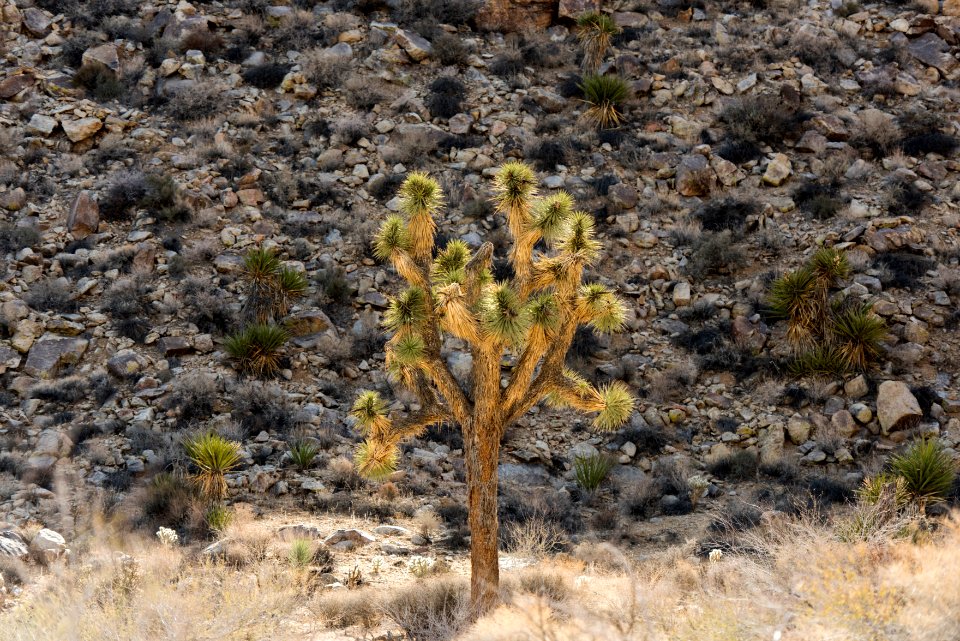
[574,452,615,492]
[831,302,887,372]
[288,539,313,568]
[891,438,956,507]
[289,440,320,470]
[576,11,621,74]
[205,504,233,535]
[241,247,307,323]
[788,344,849,378]
[857,473,910,510]
[183,432,242,501]
[351,164,634,616]
[768,267,819,347]
[224,323,288,377]
[579,75,630,129]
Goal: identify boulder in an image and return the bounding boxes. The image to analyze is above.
[61,118,103,143]
[762,154,792,186]
[476,0,555,31]
[675,154,713,196]
[22,7,51,36]
[608,183,638,210]
[877,381,922,434]
[23,335,89,378]
[0,73,35,100]
[0,531,27,558]
[907,33,958,75]
[786,417,811,445]
[82,44,121,73]
[395,30,432,61]
[758,423,785,464]
[66,191,99,238]
[323,529,376,547]
[30,529,66,559]
[27,113,57,136]
[672,281,691,307]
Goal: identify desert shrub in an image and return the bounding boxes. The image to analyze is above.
[101,277,153,342]
[874,251,934,290]
[516,569,569,602]
[892,438,956,506]
[806,476,854,506]
[140,471,201,532]
[180,30,224,55]
[344,76,391,110]
[383,578,470,641]
[30,376,89,404]
[242,63,291,89]
[425,76,466,120]
[179,277,234,333]
[184,432,242,501]
[686,231,746,278]
[793,181,845,220]
[884,177,928,215]
[167,373,217,426]
[73,64,125,102]
[165,82,227,121]
[301,48,352,90]
[433,33,470,66]
[0,222,40,254]
[328,456,365,491]
[24,278,77,313]
[831,302,887,372]
[334,118,368,146]
[719,93,805,146]
[60,31,99,67]
[615,426,668,456]
[695,198,757,233]
[574,453,614,492]
[231,381,298,438]
[898,110,959,157]
[225,324,289,378]
[715,138,762,164]
[314,588,382,629]
[708,450,758,481]
[527,139,569,171]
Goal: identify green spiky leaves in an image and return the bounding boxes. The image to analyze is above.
[390,333,426,367]
[480,282,529,346]
[594,382,635,431]
[398,172,445,218]
[351,391,390,437]
[241,246,308,323]
[561,211,601,263]
[577,11,620,74]
[224,323,289,378]
[384,287,429,334]
[494,161,538,212]
[532,192,574,243]
[183,432,242,501]
[527,293,560,333]
[243,247,282,284]
[831,302,887,372]
[433,240,471,286]
[355,440,399,481]
[577,284,626,333]
[375,216,411,261]
[580,75,630,129]
[810,247,850,288]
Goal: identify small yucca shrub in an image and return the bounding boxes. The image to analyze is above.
[289,441,320,470]
[225,324,288,377]
[891,438,956,506]
[288,539,313,568]
[183,432,243,501]
[576,11,620,74]
[788,344,849,378]
[242,247,308,323]
[768,267,819,347]
[831,302,887,372]
[574,452,614,491]
[857,473,910,510]
[579,75,630,129]
[205,504,233,535]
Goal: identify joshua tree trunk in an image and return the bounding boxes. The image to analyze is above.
[464,418,502,617]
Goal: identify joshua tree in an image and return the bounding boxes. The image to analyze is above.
[350,162,635,616]
[577,11,621,74]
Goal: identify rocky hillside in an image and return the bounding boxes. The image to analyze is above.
[0,0,959,600]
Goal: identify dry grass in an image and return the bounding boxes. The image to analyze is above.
[4,510,960,641]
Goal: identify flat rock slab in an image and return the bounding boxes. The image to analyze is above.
[0,531,28,558]
[278,524,323,541]
[877,381,922,434]
[24,335,88,378]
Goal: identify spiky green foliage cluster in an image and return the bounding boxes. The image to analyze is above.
[241,247,308,323]
[891,438,956,506]
[288,539,313,568]
[289,441,320,470]
[576,11,621,75]
[574,452,614,491]
[183,432,242,501]
[579,75,630,129]
[769,247,887,377]
[225,323,289,378]
[353,165,635,480]
[205,504,233,534]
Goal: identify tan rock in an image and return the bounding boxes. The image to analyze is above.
[66,191,99,238]
[476,0,554,31]
[61,117,103,142]
[762,154,792,186]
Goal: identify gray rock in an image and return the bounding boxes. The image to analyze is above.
[0,531,28,558]
[30,528,66,560]
[61,118,103,143]
[786,418,811,445]
[831,410,858,438]
[907,33,958,75]
[675,154,712,196]
[82,44,120,72]
[844,375,869,399]
[373,525,411,537]
[22,7,51,36]
[758,423,784,464]
[395,29,432,61]
[23,336,88,379]
[278,524,323,540]
[27,113,57,136]
[877,381,922,434]
[608,183,638,210]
